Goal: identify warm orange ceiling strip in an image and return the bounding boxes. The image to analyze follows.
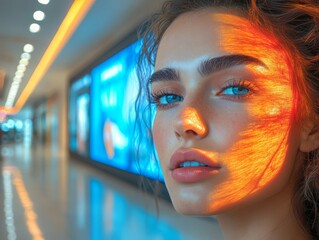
[0,0,95,115]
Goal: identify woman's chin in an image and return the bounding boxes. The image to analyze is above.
[171,199,222,216]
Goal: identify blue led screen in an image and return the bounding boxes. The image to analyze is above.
[69,75,91,156]
[90,40,163,181]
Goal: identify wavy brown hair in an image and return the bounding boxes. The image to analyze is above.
[135,0,319,237]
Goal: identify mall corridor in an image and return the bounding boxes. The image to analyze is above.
[0,0,227,239]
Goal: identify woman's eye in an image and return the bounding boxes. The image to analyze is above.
[151,93,183,109]
[218,79,256,100]
[221,86,250,96]
[159,94,183,104]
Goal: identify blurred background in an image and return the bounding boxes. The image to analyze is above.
[0,0,223,239]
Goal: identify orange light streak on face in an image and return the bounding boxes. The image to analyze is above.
[205,14,297,211]
[180,107,207,136]
[0,0,95,115]
[3,166,45,240]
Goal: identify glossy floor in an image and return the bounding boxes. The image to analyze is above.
[0,143,224,240]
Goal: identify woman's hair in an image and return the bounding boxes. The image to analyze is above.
[135,0,319,237]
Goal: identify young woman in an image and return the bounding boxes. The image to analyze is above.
[136,0,319,239]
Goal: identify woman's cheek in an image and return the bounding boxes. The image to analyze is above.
[153,113,171,164]
[226,102,294,189]
[152,115,162,152]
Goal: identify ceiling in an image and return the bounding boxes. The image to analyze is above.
[0,0,165,113]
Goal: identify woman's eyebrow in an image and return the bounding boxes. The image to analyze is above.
[149,67,179,83]
[149,54,266,84]
[199,54,267,76]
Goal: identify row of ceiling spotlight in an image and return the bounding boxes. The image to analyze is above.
[5,0,51,107]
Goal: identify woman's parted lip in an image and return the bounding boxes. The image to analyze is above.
[169,148,221,170]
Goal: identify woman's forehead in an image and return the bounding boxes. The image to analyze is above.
[155,9,291,81]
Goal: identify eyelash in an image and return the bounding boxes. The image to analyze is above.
[150,79,256,110]
[150,90,183,110]
[218,79,256,100]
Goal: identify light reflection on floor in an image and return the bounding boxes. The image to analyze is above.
[3,166,45,240]
[3,170,17,240]
[0,143,224,240]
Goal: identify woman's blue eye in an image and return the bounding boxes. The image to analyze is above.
[222,86,250,96]
[158,94,183,105]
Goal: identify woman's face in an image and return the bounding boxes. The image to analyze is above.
[151,9,301,215]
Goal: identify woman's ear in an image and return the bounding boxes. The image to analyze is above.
[300,118,319,152]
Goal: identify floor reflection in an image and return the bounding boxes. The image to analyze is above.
[0,143,224,240]
[2,166,45,240]
[3,170,17,240]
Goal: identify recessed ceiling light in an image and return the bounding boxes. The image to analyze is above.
[29,23,40,33]
[19,59,29,66]
[10,86,18,92]
[23,44,34,53]
[21,53,31,60]
[15,72,24,78]
[17,65,26,72]
[38,0,50,5]
[33,11,45,21]
[16,69,24,75]
[13,77,22,83]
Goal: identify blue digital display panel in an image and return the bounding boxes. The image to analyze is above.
[69,75,91,156]
[90,40,163,181]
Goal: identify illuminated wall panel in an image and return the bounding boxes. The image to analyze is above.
[69,75,91,156]
[89,40,163,181]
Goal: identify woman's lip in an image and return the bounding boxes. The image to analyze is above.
[169,148,221,170]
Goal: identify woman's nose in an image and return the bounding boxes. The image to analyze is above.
[174,107,208,139]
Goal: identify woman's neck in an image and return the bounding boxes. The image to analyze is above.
[216,185,311,240]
